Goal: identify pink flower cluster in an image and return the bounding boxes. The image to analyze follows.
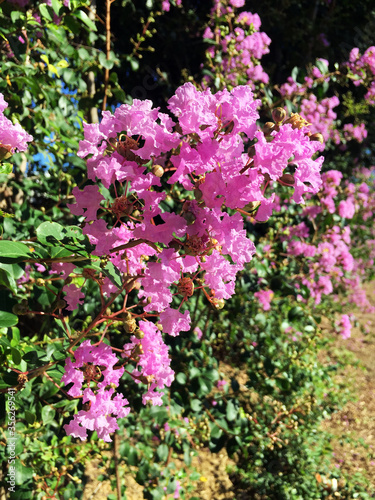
[202,1,271,90]
[337,314,352,339]
[122,321,175,406]
[343,123,368,143]
[62,82,325,439]
[279,217,354,306]
[279,59,331,98]
[62,341,129,442]
[71,82,324,326]
[278,168,375,315]
[161,0,182,12]
[254,289,274,311]
[300,94,340,143]
[347,46,375,104]
[0,93,33,155]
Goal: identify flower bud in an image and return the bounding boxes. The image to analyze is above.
[212,298,225,310]
[279,173,295,185]
[100,256,109,269]
[194,188,203,201]
[263,122,275,135]
[134,328,145,339]
[182,211,196,225]
[124,318,137,333]
[284,113,310,130]
[309,132,324,143]
[55,299,67,310]
[133,343,144,356]
[222,119,234,135]
[271,107,286,123]
[169,240,182,251]
[0,144,12,161]
[151,164,164,177]
[17,373,28,388]
[12,302,28,315]
[243,201,261,213]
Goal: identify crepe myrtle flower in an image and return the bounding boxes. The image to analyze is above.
[61,341,127,441]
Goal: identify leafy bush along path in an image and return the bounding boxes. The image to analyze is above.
[321,281,375,492]
[82,283,375,499]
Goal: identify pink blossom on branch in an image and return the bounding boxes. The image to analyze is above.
[0,93,33,154]
[62,80,328,441]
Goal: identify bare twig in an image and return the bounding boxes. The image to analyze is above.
[102,0,115,111]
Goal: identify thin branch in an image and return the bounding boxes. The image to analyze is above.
[102,0,113,111]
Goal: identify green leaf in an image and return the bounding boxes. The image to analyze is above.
[0,311,18,328]
[73,10,97,31]
[129,57,139,72]
[315,58,328,75]
[10,11,22,23]
[183,443,192,466]
[41,405,56,425]
[127,447,138,466]
[0,268,17,293]
[36,221,64,246]
[99,52,114,70]
[51,0,62,16]
[210,424,222,439]
[63,68,76,84]
[39,4,53,22]
[0,163,13,175]
[191,399,202,412]
[11,348,22,365]
[291,66,299,82]
[0,263,25,293]
[156,443,169,462]
[288,306,304,320]
[64,14,81,34]
[0,241,32,264]
[102,261,122,289]
[15,460,33,485]
[25,411,36,425]
[189,366,200,379]
[176,372,187,384]
[226,400,237,422]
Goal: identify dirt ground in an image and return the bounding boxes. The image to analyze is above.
[83,283,375,499]
[320,282,375,490]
